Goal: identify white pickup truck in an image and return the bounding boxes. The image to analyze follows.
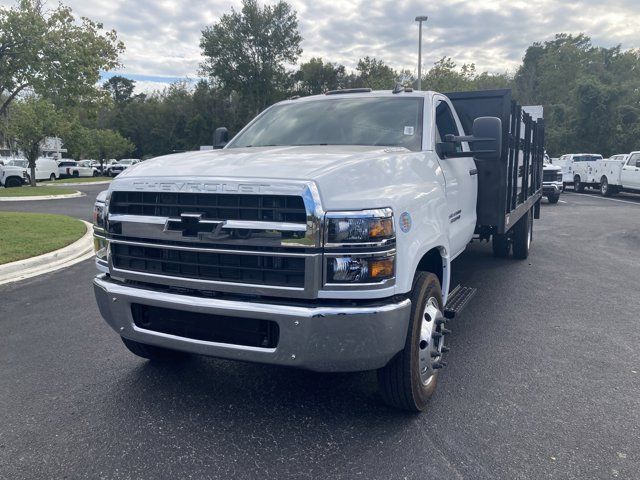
[597,151,640,196]
[92,88,544,411]
[0,162,28,187]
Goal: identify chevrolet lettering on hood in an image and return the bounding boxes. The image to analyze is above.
[132,181,270,193]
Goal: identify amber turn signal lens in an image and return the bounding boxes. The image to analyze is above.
[369,218,394,239]
[369,258,394,279]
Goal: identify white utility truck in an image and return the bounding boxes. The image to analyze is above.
[0,162,28,187]
[92,88,544,411]
[567,153,604,192]
[596,151,640,196]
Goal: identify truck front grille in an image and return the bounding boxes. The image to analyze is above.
[543,170,562,182]
[131,303,279,348]
[110,191,307,223]
[112,243,306,287]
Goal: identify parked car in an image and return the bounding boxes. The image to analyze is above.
[9,157,59,182]
[92,88,545,412]
[597,151,640,196]
[558,153,603,192]
[0,162,28,187]
[543,161,563,203]
[106,158,140,177]
[553,153,602,188]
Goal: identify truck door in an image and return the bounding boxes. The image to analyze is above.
[621,153,640,190]
[433,96,478,258]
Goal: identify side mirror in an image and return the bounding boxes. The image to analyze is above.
[471,117,502,161]
[213,127,229,149]
[442,116,502,161]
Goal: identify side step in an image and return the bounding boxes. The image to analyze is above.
[444,285,477,319]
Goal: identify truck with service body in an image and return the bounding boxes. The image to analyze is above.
[596,151,640,196]
[567,153,604,192]
[92,88,544,411]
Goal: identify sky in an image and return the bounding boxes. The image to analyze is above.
[3,0,640,92]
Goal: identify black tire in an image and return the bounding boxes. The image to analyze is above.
[492,233,510,257]
[512,209,533,260]
[600,176,614,197]
[93,170,99,177]
[49,173,56,181]
[121,337,187,361]
[547,194,560,204]
[377,272,444,412]
[72,170,79,177]
[4,177,22,188]
[574,175,584,193]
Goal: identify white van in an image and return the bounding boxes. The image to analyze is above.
[0,157,58,182]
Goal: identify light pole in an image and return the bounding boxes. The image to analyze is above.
[415,15,428,91]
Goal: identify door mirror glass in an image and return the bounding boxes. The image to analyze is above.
[471,117,502,161]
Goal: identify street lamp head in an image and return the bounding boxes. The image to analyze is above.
[415,15,428,22]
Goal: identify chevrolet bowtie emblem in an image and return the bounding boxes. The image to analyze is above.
[165,213,225,238]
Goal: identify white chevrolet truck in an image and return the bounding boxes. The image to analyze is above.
[93,88,544,411]
[594,152,640,197]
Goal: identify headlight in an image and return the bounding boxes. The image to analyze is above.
[92,190,109,229]
[327,253,395,284]
[325,208,394,246]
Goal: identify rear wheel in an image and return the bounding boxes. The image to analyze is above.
[377,272,446,411]
[72,170,79,177]
[600,176,614,197]
[512,209,533,260]
[49,173,56,181]
[574,175,584,193]
[547,193,560,204]
[121,337,188,361]
[93,170,99,177]
[492,233,510,258]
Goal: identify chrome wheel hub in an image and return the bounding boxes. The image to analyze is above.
[418,297,446,386]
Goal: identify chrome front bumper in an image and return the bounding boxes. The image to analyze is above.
[543,182,562,195]
[93,274,411,372]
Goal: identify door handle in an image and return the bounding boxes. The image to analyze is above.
[469,168,478,176]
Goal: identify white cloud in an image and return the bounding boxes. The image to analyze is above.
[2,0,640,87]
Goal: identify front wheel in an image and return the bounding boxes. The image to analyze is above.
[377,272,447,411]
[512,209,533,260]
[547,193,560,204]
[121,337,188,361]
[4,177,22,188]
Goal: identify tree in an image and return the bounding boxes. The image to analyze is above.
[295,58,346,95]
[0,0,124,116]
[200,0,302,117]
[5,97,61,186]
[103,76,135,105]
[355,57,397,90]
[89,129,134,163]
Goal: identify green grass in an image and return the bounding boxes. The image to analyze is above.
[0,186,78,197]
[0,212,86,264]
[44,176,112,184]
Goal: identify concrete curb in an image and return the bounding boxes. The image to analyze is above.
[0,191,84,202]
[0,220,95,286]
[46,180,112,186]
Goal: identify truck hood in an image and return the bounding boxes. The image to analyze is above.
[114,145,430,210]
[543,164,561,172]
[119,145,412,181]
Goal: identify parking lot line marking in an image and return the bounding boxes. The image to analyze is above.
[565,193,640,206]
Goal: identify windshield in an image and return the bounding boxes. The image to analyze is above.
[119,160,133,165]
[7,159,27,168]
[229,97,424,152]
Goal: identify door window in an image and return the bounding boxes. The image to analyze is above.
[434,99,462,158]
[628,154,640,168]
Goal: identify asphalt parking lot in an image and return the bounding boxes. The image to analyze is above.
[1,188,639,479]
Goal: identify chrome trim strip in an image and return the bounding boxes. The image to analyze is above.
[109,238,314,257]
